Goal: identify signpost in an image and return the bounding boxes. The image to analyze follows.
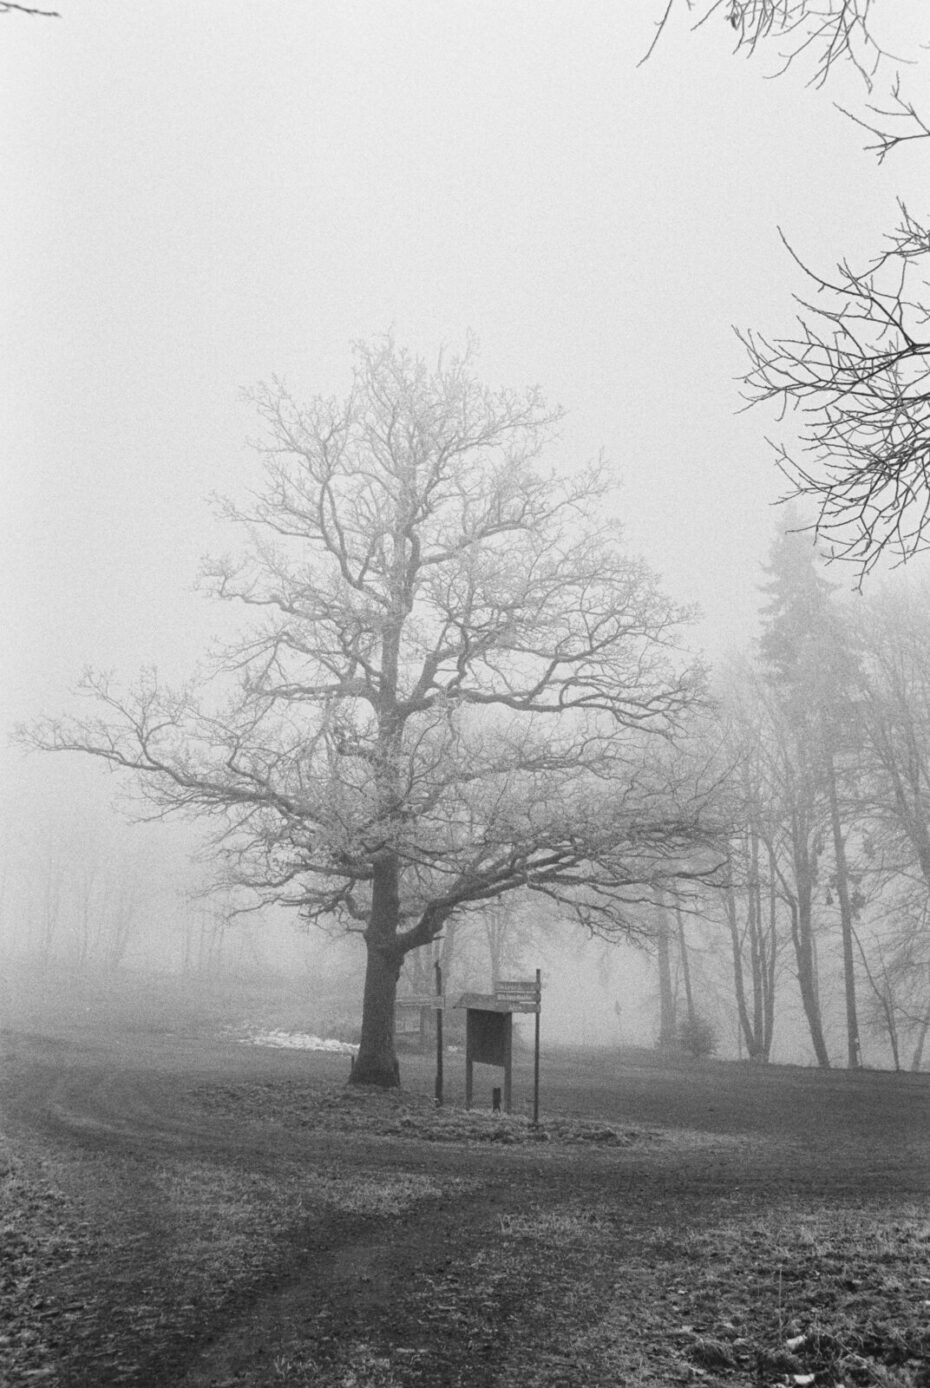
[396,967,542,1119]
[455,971,541,1119]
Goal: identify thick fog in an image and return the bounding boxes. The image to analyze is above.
[4,3,930,1067]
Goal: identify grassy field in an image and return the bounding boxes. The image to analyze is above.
[2,971,930,1386]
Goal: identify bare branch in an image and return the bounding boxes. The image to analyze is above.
[643,1,881,88]
[738,211,930,576]
[836,78,930,162]
[0,3,60,14]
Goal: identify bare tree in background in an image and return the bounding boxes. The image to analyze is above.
[72,854,100,971]
[476,897,546,990]
[38,846,64,967]
[655,903,678,1048]
[102,869,142,973]
[715,675,782,1061]
[22,338,721,1086]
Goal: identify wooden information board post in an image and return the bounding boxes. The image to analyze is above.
[455,972,541,1119]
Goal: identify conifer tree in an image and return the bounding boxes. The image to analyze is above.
[758,519,862,1067]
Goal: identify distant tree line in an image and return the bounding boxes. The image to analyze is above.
[663,522,930,1069]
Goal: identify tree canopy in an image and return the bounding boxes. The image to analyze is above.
[24,339,721,1083]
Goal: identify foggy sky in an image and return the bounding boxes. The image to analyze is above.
[3,1,930,861]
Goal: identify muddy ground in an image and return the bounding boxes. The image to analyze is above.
[3,977,930,1386]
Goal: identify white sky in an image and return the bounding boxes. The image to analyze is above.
[3,0,930,814]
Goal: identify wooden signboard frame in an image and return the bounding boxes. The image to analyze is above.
[455,970,541,1119]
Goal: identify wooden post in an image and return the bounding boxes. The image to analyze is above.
[533,967,541,1126]
[434,960,443,1107]
[503,1014,513,1113]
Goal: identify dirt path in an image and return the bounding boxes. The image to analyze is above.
[4,1028,930,1386]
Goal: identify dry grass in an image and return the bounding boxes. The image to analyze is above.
[0,1139,99,1384]
[5,1026,930,1386]
[568,1203,930,1386]
[192,1074,663,1150]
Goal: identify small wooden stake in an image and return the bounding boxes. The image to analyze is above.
[533,968,541,1126]
[434,960,443,1106]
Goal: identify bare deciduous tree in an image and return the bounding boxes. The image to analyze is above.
[715,681,782,1062]
[22,339,721,1086]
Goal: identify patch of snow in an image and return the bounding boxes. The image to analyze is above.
[240,1028,359,1055]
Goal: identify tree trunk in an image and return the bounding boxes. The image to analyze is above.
[726,833,774,1063]
[762,855,778,1059]
[727,885,768,1061]
[788,883,831,1068]
[883,988,901,1071]
[675,899,696,1029]
[350,854,403,1087]
[656,907,676,1049]
[726,883,756,1059]
[910,1003,930,1072]
[487,909,504,990]
[439,917,457,988]
[748,832,768,1059]
[825,751,861,1068]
